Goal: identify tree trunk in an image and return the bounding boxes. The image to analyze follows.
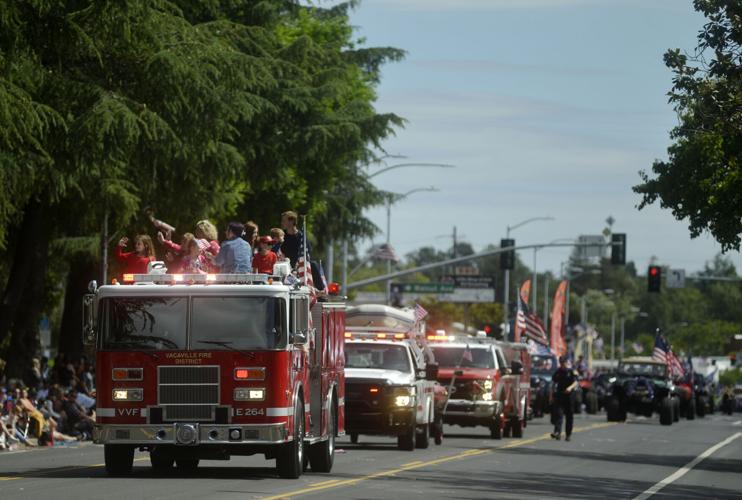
[58,252,99,359]
[0,201,44,348]
[5,204,51,380]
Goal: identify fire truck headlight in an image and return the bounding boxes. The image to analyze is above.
[234,388,265,401]
[483,379,493,391]
[481,393,493,401]
[112,388,143,401]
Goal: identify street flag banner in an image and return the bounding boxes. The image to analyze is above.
[514,295,526,343]
[414,303,428,322]
[515,290,548,346]
[519,279,531,306]
[652,333,685,378]
[549,280,568,358]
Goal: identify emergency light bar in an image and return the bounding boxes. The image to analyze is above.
[123,273,271,284]
[344,331,407,340]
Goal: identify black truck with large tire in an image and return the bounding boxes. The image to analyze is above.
[605,357,679,425]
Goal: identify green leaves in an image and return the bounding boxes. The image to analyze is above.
[635,1,742,251]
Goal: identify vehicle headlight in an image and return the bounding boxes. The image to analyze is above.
[392,386,415,407]
[483,379,493,391]
[481,393,493,401]
[234,388,266,401]
[112,388,143,401]
[608,377,617,383]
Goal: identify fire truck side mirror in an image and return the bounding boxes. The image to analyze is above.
[291,329,308,345]
[82,294,97,346]
[511,360,523,375]
[425,362,439,381]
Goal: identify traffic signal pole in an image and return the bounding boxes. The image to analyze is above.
[347,240,618,290]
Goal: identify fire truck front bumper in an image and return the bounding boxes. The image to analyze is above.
[94,423,289,446]
[443,399,502,425]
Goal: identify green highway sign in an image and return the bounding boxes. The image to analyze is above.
[391,282,455,294]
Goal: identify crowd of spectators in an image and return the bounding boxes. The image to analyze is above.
[0,354,96,451]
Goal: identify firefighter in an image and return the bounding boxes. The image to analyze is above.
[551,355,577,441]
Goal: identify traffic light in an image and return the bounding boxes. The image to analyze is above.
[647,265,661,292]
[611,233,626,265]
[500,239,515,270]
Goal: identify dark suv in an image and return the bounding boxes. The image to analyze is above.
[605,357,679,425]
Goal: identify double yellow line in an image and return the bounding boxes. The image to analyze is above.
[263,422,616,499]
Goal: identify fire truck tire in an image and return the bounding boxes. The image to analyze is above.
[350,433,359,444]
[277,400,305,479]
[150,448,174,471]
[175,459,199,472]
[309,404,335,473]
[489,418,501,440]
[104,444,134,476]
[415,423,430,449]
[397,427,416,451]
[511,417,523,438]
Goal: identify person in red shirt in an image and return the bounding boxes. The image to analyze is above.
[115,234,156,277]
[252,236,278,274]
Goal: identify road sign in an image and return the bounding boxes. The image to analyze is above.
[666,269,686,289]
[454,266,479,276]
[439,288,496,303]
[443,276,494,289]
[391,282,455,294]
[578,235,606,259]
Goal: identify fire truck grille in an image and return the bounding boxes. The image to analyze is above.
[164,405,213,421]
[158,366,220,420]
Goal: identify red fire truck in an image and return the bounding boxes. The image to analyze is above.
[83,270,345,479]
[427,333,528,439]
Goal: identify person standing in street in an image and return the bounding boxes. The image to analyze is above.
[551,355,578,441]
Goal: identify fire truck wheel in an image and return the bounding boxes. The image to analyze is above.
[104,444,134,476]
[350,433,359,444]
[277,399,305,479]
[309,404,335,473]
[511,417,523,438]
[150,448,174,472]
[415,423,430,449]
[489,418,501,440]
[397,427,416,451]
[175,459,199,472]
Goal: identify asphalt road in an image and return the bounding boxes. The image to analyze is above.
[1,412,740,499]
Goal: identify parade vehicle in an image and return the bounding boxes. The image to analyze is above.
[496,341,531,437]
[343,304,442,451]
[692,372,713,417]
[574,374,599,415]
[427,334,526,439]
[674,375,697,420]
[530,354,557,418]
[605,357,678,425]
[83,266,346,479]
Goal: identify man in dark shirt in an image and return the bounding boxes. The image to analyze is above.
[280,210,311,269]
[551,355,578,441]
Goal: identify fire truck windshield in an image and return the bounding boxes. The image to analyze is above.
[430,346,494,369]
[345,344,411,373]
[101,296,286,350]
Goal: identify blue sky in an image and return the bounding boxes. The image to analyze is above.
[338,0,742,275]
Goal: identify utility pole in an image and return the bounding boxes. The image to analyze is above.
[620,316,626,360]
[543,274,550,333]
[610,313,616,362]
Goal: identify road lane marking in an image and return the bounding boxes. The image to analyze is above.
[262,421,615,500]
[401,461,423,467]
[632,432,742,500]
[733,420,741,427]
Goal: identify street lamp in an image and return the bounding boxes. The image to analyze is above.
[503,216,555,335]
[384,187,439,304]
[341,162,455,295]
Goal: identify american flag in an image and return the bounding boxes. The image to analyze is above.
[652,333,685,378]
[461,344,473,364]
[515,295,548,345]
[414,303,428,322]
[373,243,399,262]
